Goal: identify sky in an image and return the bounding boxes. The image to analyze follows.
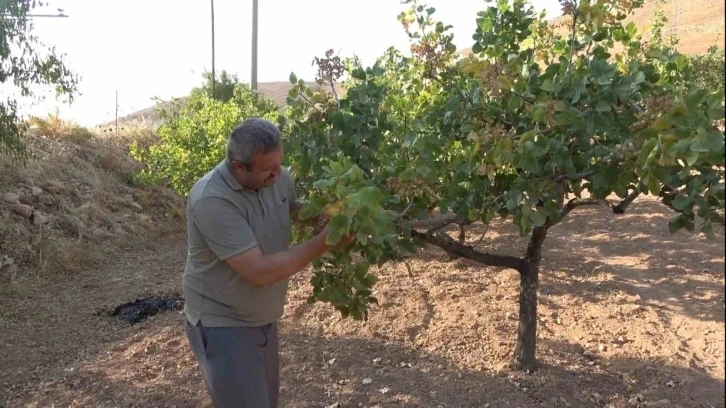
[12,0,563,127]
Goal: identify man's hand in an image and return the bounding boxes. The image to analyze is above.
[313,212,330,235]
[320,224,356,250]
[291,200,328,230]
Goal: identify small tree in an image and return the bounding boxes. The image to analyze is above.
[190,70,240,103]
[690,46,725,106]
[284,0,725,372]
[0,0,78,157]
[129,74,280,196]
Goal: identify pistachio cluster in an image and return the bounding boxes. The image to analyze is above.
[630,96,673,131]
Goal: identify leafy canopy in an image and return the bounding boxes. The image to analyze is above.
[1,0,78,157]
[129,79,280,196]
[284,0,725,318]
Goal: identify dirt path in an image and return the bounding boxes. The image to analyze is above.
[1,197,724,408]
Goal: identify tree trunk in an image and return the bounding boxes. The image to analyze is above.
[513,225,547,372]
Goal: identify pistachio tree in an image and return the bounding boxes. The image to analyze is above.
[284,0,724,371]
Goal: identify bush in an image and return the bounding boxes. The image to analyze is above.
[129,81,280,196]
[28,113,93,143]
[690,46,725,104]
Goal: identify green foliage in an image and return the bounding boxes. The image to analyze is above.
[690,46,725,105]
[284,0,725,319]
[129,76,280,196]
[190,70,240,103]
[299,158,417,320]
[1,0,78,158]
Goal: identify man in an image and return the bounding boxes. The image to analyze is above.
[183,117,349,407]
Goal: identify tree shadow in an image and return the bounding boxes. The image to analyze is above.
[9,313,724,408]
[407,198,725,324]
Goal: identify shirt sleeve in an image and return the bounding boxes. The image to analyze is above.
[191,198,258,260]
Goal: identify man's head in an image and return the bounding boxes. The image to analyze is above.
[226,118,283,190]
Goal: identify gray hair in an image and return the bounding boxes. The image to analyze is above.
[226,118,281,167]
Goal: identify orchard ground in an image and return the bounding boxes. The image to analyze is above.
[1,192,723,407]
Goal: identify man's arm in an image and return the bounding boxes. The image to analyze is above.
[225,228,333,288]
[192,197,349,289]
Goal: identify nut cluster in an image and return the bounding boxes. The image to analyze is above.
[386,177,435,200]
[630,96,672,131]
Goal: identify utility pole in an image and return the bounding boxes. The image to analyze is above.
[115,90,119,136]
[211,0,216,99]
[251,0,258,90]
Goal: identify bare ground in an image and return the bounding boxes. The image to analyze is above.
[1,196,724,408]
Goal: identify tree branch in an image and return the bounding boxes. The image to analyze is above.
[612,190,640,214]
[566,4,579,83]
[403,213,465,230]
[545,190,641,228]
[411,230,524,271]
[506,90,535,104]
[396,198,416,220]
[553,170,595,182]
[299,94,322,113]
[329,79,340,107]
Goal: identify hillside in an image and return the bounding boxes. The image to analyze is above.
[547,0,724,55]
[460,0,724,57]
[100,80,344,131]
[0,124,185,283]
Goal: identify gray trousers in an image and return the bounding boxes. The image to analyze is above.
[185,318,279,408]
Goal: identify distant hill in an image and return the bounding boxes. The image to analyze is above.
[460,0,724,57]
[99,80,344,130]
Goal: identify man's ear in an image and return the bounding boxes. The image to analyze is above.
[232,161,248,174]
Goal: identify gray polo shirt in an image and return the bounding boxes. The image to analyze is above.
[182,159,295,327]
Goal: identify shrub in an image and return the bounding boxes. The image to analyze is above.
[129,81,280,196]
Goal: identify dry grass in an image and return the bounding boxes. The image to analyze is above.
[28,112,94,143]
[0,120,183,283]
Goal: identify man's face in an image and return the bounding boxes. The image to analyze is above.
[231,147,283,190]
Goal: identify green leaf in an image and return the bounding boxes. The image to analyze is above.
[690,130,711,153]
[357,231,369,245]
[636,139,658,169]
[684,150,699,166]
[670,195,691,210]
[706,130,724,152]
[496,76,514,91]
[508,96,523,111]
[668,214,684,234]
[702,222,717,241]
[685,88,709,111]
[519,216,532,236]
[540,80,554,92]
[289,72,298,84]
[325,229,342,246]
[647,175,661,195]
[652,115,673,131]
[590,60,616,85]
[530,209,547,227]
[298,204,319,220]
[595,100,611,112]
[355,187,383,207]
[354,262,370,279]
[327,213,352,235]
[709,105,725,120]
